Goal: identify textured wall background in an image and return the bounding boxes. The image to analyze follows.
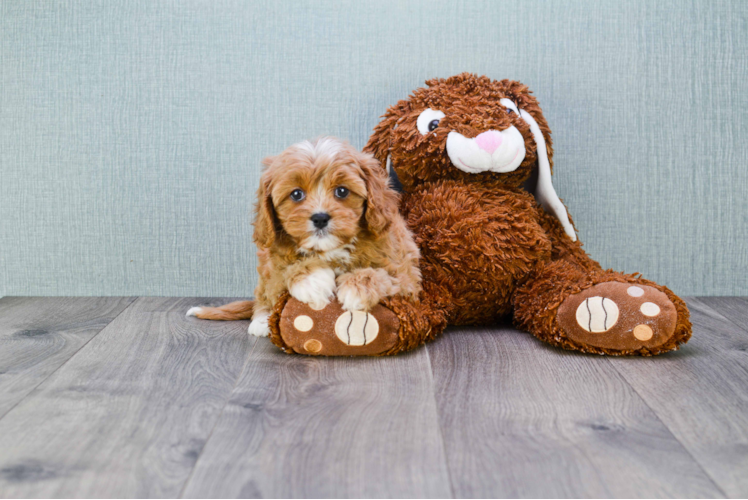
[1,0,746,297]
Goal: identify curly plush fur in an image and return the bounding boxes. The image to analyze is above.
[360,73,691,356]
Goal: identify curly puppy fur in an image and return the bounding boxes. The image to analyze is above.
[188,137,421,337]
[363,73,691,356]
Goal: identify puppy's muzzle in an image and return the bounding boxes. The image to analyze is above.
[311,212,331,229]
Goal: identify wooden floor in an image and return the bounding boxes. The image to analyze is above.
[0,297,746,498]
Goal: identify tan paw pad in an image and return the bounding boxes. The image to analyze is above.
[633,324,653,341]
[303,339,322,353]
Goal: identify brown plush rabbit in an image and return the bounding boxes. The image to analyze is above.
[269,73,691,356]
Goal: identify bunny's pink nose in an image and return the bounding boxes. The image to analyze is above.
[475,130,503,154]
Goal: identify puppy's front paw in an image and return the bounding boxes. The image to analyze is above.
[248,310,270,337]
[336,268,397,312]
[337,283,375,312]
[289,268,336,310]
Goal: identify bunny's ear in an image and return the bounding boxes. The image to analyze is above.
[519,108,577,242]
[364,102,409,173]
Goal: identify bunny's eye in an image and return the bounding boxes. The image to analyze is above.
[500,98,520,116]
[417,108,446,135]
[290,189,305,202]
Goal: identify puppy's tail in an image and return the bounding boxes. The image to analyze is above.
[186,300,255,320]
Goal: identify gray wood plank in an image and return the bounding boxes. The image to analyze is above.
[698,297,748,332]
[0,297,136,418]
[428,325,723,498]
[609,297,748,498]
[0,297,254,498]
[182,340,452,499]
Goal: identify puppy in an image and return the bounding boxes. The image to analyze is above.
[187,137,421,337]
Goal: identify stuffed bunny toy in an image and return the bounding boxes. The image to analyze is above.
[269,73,691,356]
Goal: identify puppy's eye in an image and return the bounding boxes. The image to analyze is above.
[334,186,349,199]
[500,98,520,116]
[417,108,446,135]
[290,189,305,202]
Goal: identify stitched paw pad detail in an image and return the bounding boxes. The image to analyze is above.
[575,297,620,332]
[334,311,379,346]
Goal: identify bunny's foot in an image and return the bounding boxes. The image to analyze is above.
[514,262,692,355]
[268,293,400,356]
[267,292,444,356]
[557,282,683,353]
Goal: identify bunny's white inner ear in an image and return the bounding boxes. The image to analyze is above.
[519,109,577,242]
[386,154,392,175]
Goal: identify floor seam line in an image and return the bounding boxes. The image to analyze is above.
[0,296,139,423]
[425,344,457,499]
[605,356,729,498]
[178,333,260,498]
[691,297,748,337]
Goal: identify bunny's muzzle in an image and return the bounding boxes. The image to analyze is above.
[446,126,526,174]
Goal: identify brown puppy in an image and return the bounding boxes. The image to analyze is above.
[187,137,421,337]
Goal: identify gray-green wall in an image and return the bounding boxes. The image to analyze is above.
[1,0,746,296]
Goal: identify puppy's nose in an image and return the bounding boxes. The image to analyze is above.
[311,212,331,229]
[475,130,503,154]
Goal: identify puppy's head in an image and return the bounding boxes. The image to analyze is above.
[254,137,398,252]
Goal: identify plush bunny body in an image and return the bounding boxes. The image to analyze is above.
[399,179,557,325]
[269,74,691,356]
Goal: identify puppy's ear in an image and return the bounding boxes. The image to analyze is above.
[261,156,276,168]
[356,151,400,237]
[364,101,410,174]
[253,171,282,248]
